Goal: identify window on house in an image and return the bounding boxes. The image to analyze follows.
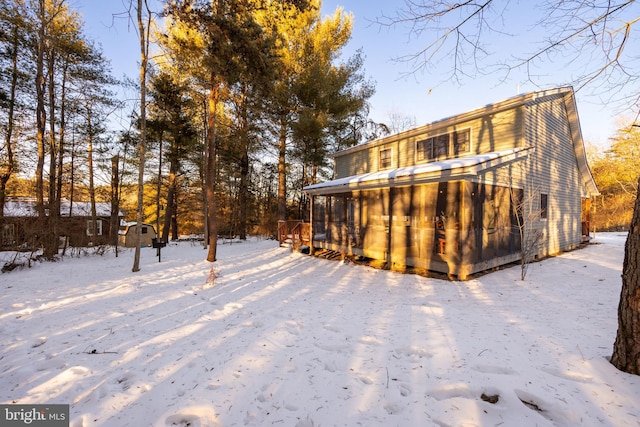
[454,129,471,155]
[416,139,432,161]
[141,226,148,234]
[422,128,472,161]
[2,224,15,245]
[379,147,392,169]
[540,193,548,219]
[87,219,103,236]
[433,134,449,158]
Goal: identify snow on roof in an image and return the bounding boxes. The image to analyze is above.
[304,147,531,195]
[3,197,123,217]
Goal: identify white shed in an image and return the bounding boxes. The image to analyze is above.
[119,222,157,247]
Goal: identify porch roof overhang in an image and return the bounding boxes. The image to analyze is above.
[304,147,531,195]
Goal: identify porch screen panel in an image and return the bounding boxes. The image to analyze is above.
[362,189,389,257]
[312,196,326,240]
[329,196,345,246]
[411,183,438,265]
[391,186,415,265]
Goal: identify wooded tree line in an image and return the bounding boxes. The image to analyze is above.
[589,125,640,232]
[0,0,387,259]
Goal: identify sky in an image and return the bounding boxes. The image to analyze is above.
[71,0,639,149]
[1,233,638,426]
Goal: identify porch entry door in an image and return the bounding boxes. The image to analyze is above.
[346,197,358,247]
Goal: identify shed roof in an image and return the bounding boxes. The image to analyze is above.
[304,147,531,195]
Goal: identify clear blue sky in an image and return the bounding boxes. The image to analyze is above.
[73,0,635,149]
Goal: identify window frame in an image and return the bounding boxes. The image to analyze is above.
[453,128,471,155]
[418,127,472,162]
[379,147,392,169]
[86,219,103,236]
[416,139,433,162]
[540,193,548,219]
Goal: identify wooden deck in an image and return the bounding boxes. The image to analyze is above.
[277,220,310,250]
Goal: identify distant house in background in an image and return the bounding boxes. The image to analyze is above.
[119,222,157,248]
[304,87,599,279]
[1,197,123,250]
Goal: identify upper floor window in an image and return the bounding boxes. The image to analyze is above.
[379,147,392,169]
[416,139,432,161]
[434,134,449,158]
[454,129,471,155]
[418,128,471,162]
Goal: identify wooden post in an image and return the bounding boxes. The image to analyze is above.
[386,186,394,269]
[309,194,315,255]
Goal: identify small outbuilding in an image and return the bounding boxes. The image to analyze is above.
[119,222,157,248]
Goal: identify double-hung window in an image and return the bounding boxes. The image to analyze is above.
[379,147,392,169]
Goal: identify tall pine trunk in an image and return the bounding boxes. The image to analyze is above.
[0,23,19,218]
[205,77,219,262]
[35,0,46,217]
[277,116,287,221]
[611,177,640,375]
[162,167,177,242]
[132,0,149,272]
[87,107,98,245]
[111,155,120,247]
[238,150,249,240]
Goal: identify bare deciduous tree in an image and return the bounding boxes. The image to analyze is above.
[377,1,640,116]
[510,184,543,281]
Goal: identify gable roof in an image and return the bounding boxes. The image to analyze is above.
[324,86,599,196]
[304,148,531,195]
[3,198,123,218]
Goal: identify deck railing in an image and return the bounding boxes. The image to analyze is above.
[278,220,310,250]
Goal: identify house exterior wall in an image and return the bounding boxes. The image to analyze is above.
[334,106,525,179]
[523,94,584,256]
[309,88,596,279]
[0,216,115,250]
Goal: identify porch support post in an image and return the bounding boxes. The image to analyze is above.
[325,196,331,245]
[386,184,394,269]
[309,194,315,255]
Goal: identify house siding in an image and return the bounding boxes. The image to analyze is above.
[525,95,583,256]
[334,107,525,179]
[309,88,597,279]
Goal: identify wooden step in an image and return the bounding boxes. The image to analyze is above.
[314,249,343,260]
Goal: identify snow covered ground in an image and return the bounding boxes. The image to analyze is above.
[0,233,638,427]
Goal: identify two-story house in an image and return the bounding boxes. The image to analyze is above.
[303,87,599,279]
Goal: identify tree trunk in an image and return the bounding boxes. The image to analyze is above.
[133,0,149,272]
[277,116,287,221]
[171,193,178,241]
[111,155,120,247]
[87,107,98,246]
[162,167,177,242]
[0,23,19,218]
[611,178,640,375]
[206,77,219,262]
[156,130,163,236]
[238,149,249,240]
[35,0,46,217]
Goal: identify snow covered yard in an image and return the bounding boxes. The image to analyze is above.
[0,233,638,427]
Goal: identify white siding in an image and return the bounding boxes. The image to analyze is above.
[524,95,583,255]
